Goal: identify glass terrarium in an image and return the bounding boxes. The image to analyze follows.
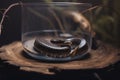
[21,2,92,61]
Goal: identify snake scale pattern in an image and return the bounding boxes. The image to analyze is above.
[33,35,88,59]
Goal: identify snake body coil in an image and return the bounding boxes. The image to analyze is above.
[33,36,88,58]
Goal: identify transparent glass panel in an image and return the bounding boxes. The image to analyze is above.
[21,2,92,61]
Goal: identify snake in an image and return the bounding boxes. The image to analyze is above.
[33,34,88,58]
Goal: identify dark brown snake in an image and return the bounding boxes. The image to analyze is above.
[33,36,88,61]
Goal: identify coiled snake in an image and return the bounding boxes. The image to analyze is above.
[34,35,88,58]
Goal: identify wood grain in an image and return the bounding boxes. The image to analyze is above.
[0,41,120,75]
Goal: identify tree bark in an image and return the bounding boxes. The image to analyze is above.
[0,41,120,75]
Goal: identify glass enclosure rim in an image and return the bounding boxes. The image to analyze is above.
[21,2,91,7]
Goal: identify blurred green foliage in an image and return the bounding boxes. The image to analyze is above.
[92,0,120,47]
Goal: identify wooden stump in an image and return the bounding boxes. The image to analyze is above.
[0,41,120,75]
